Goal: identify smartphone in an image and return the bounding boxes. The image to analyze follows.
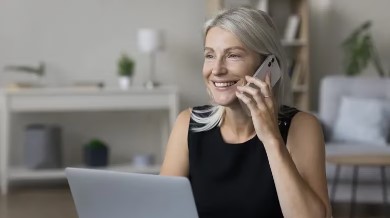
[239,55,282,116]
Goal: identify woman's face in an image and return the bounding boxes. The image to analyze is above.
[203,27,262,106]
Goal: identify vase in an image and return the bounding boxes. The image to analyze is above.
[119,76,132,90]
[84,146,109,167]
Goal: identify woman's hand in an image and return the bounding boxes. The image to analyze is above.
[236,73,282,147]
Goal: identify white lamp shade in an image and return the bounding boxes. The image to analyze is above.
[137,29,163,53]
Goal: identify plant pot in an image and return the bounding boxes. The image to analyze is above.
[118,76,132,90]
[84,146,109,167]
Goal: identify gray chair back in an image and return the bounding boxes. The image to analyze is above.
[319,75,390,135]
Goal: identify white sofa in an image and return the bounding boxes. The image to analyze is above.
[318,76,390,185]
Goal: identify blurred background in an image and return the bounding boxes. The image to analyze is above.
[0,0,389,217]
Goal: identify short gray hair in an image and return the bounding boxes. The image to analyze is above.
[191,7,293,132]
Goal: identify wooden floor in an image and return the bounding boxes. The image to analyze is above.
[0,186,77,218]
[0,185,388,218]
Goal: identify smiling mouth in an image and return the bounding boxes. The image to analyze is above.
[213,81,239,88]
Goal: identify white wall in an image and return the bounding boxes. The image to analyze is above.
[1,0,390,168]
[0,0,208,107]
[0,0,208,167]
[310,0,390,109]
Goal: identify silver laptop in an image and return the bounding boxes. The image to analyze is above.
[65,168,199,218]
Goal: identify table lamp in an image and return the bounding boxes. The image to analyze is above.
[137,28,164,89]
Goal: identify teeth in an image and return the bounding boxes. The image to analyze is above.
[214,81,237,87]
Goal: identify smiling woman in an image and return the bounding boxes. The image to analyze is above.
[192,7,292,133]
[160,7,331,218]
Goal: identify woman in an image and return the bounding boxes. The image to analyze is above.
[160,7,331,218]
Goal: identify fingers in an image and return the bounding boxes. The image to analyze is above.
[244,75,274,109]
[236,85,266,111]
[245,75,272,98]
[265,72,271,86]
[235,91,258,113]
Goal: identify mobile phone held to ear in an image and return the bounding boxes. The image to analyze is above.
[239,55,282,116]
[250,55,281,88]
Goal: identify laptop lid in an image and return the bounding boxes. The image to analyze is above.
[65,168,198,218]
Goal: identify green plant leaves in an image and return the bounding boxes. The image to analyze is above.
[341,21,372,76]
[118,53,135,77]
[85,138,107,149]
[341,20,387,77]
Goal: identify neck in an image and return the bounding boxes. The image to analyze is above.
[221,103,255,140]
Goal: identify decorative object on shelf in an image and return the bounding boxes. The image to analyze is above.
[24,124,62,169]
[3,62,46,87]
[4,62,45,77]
[132,153,155,167]
[283,14,300,42]
[342,20,389,77]
[117,53,135,89]
[84,138,109,167]
[256,0,268,12]
[72,81,105,89]
[5,82,45,90]
[137,28,164,89]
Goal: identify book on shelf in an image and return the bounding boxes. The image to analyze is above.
[290,60,303,87]
[283,14,300,42]
[287,59,296,78]
[256,0,269,12]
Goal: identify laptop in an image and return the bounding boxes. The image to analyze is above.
[65,167,199,218]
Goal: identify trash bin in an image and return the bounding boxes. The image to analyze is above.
[24,124,62,169]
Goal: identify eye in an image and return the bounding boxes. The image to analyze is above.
[228,53,241,59]
[204,54,215,59]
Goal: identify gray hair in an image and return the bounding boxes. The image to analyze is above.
[191,7,293,132]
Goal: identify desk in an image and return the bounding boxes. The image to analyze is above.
[327,154,390,218]
[0,86,179,195]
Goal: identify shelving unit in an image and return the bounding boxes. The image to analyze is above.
[0,86,179,195]
[206,0,311,111]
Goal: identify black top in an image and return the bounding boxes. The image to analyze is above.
[188,105,299,218]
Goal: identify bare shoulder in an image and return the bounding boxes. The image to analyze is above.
[287,111,324,146]
[291,111,322,129]
[171,108,192,139]
[160,108,192,176]
[286,111,326,176]
[169,107,193,145]
[176,108,192,127]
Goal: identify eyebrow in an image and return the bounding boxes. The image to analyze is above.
[204,46,247,52]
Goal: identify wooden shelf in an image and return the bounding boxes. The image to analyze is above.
[292,85,308,93]
[281,39,307,47]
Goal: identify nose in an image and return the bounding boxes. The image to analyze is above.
[211,58,227,76]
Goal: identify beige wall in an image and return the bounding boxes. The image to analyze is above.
[310,0,390,110]
[0,0,208,167]
[1,0,389,167]
[0,0,208,108]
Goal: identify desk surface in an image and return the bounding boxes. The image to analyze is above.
[327,154,390,166]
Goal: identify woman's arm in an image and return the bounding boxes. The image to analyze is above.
[236,75,331,218]
[160,108,191,177]
[266,112,332,218]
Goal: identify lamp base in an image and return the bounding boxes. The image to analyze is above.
[144,80,159,89]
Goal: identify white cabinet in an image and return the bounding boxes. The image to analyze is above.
[0,86,179,195]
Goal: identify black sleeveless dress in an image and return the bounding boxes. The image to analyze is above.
[188,105,299,218]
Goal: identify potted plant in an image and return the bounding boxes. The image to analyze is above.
[117,53,135,89]
[84,138,109,167]
[341,21,389,77]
